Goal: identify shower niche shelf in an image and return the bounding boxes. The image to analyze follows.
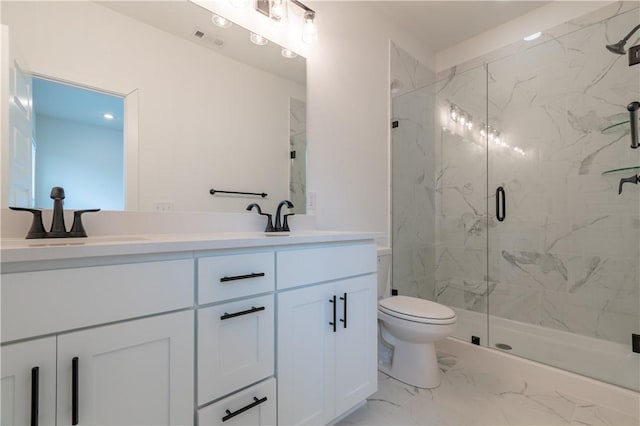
[600,118,640,134]
[601,165,640,175]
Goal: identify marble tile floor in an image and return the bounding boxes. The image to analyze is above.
[338,352,639,426]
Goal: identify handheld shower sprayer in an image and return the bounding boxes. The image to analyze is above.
[628,101,639,149]
[606,24,640,54]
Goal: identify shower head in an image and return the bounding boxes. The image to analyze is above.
[606,40,627,55]
[606,24,640,55]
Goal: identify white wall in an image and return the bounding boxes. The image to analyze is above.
[304,2,435,247]
[1,1,304,214]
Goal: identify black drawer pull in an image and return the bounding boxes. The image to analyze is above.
[72,357,79,425]
[221,306,265,320]
[222,396,268,422]
[31,367,39,426]
[220,272,265,282]
[329,295,337,332]
[339,292,348,329]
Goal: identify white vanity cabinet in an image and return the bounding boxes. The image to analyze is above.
[1,257,195,426]
[276,243,378,425]
[196,250,276,423]
[1,232,380,426]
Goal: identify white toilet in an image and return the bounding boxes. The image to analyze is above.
[376,250,457,389]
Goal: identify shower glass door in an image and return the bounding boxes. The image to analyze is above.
[391,64,489,345]
[487,5,640,391]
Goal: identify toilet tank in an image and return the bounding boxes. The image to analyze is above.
[377,247,392,300]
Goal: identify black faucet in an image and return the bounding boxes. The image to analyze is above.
[9,186,100,239]
[274,200,294,232]
[246,203,274,232]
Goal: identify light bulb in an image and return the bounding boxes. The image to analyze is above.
[211,14,232,29]
[450,106,458,122]
[250,33,268,46]
[269,0,287,26]
[302,11,318,44]
[281,48,298,59]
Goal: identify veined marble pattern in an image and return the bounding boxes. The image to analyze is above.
[338,352,639,426]
[289,98,306,214]
[390,42,435,98]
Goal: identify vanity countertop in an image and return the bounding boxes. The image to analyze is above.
[0,231,382,263]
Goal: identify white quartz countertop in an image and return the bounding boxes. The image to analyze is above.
[0,231,382,263]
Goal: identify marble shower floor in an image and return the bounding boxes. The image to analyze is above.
[337,351,639,426]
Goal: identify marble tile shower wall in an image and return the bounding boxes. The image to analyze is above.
[434,3,640,345]
[289,98,306,213]
[391,42,437,299]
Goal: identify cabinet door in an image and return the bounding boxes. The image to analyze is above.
[277,285,336,426]
[198,295,274,404]
[334,275,378,417]
[56,311,194,425]
[1,338,56,426]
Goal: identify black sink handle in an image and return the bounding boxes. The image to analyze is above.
[69,209,101,237]
[618,174,639,194]
[8,207,47,239]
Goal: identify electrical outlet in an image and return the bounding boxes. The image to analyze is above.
[630,45,640,66]
[153,201,174,212]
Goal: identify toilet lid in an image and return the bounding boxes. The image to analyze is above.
[379,296,456,321]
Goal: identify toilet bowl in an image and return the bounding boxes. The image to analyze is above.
[378,295,456,389]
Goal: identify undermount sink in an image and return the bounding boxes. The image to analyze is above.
[1,236,150,248]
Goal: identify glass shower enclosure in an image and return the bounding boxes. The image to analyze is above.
[391,3,640,391]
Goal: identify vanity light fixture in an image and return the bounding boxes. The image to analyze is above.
[524,31,542,41]
[302,10,317,44]
[256,0,318,44]
[211,14,232,29]
[250,32,269,46]
[450,105,459,122]
[103,113,114,120]
[269,0,288,26]
[281,48,298,59]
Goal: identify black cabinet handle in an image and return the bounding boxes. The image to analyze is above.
[220,306,265,320]
[221,396,268,422]
[496,187,506,222]
[339,293,348,329]
[31,367,39,426]
[72,357,79,425]
[220,272,265,282]
[329,295,336,332]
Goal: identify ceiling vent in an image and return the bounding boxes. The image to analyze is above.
[192,28,224,49]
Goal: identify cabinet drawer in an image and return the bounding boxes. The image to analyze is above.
[1,259,194,343]
[198,295,274,405]
[198,252,274,304]
[276,243,376,289]
[199,378,276,426]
